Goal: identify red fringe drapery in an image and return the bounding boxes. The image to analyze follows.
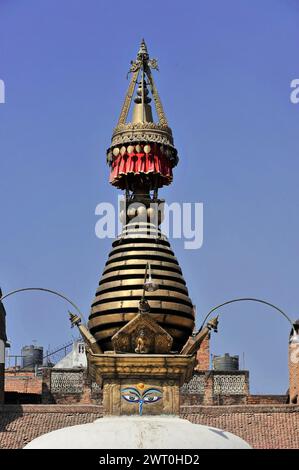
[109,144,173,189]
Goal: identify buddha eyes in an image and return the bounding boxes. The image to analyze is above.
[121,387,162,406]
[122,393,161,403]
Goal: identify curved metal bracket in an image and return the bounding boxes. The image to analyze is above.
[198,297,295,333]
[0,287,86,323]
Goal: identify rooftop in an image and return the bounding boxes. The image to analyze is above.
[0,404,298,449]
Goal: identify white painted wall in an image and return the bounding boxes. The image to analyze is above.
[53,341,87,369]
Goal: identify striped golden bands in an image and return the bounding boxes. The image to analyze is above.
[88,223,195,352]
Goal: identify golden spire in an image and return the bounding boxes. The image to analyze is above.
[106,40,179,191]
[116,39,167,126]
[89,41,194,356]
[109,39,173,150]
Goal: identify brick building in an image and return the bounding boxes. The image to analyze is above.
[1,334,298,448]
[4,370,42,404]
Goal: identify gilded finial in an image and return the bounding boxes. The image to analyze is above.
[69,311,81,328]
[115,40,169,130]
[137,38,149,62]
[108,40,178,190]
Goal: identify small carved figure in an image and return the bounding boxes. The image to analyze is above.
[135,328,151,354]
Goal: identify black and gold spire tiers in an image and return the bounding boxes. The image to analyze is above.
[88,222,195,352]
[88,40,196,355]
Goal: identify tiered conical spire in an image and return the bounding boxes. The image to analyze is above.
[88,41,195,353]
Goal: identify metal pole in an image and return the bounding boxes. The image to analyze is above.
[141,263,149,301]
[141,64,145,122]
[198,297,296,332]
[0,287,86,323]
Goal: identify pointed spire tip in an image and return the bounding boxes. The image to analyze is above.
[138,39,148,58]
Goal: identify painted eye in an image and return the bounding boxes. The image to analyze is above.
[122,394,139,403]
[143,395,161,403]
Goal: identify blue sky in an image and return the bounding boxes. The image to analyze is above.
[0,0,299,393]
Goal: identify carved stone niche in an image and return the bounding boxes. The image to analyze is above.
[86,352,196,416]
[112,313,173,354]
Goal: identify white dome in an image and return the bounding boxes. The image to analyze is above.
[24,416,251,449]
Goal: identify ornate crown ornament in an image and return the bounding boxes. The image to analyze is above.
[111,122,174,148]
[106,39,179,181]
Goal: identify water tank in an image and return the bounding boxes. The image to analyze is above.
[213,353,239,371]
[21,345,43,370]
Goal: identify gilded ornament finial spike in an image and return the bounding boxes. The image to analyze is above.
[109,41,176,191]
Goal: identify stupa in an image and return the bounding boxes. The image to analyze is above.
[25,41,251,449]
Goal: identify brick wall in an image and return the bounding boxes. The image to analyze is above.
[181,404,299,449]
[195,334,210,370]
[4,367,289,408]
[195,334,210,371]
[181,370,250,405]
[42,368,102,404]
[181,394,287,406]
[5,371,42,395]
[0,404,103,449]
[0,404,298,449]
[247,395,287,405]
[181,393,249,406]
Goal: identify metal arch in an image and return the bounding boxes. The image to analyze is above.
[198,297,295,332]
[0,287,86,323]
